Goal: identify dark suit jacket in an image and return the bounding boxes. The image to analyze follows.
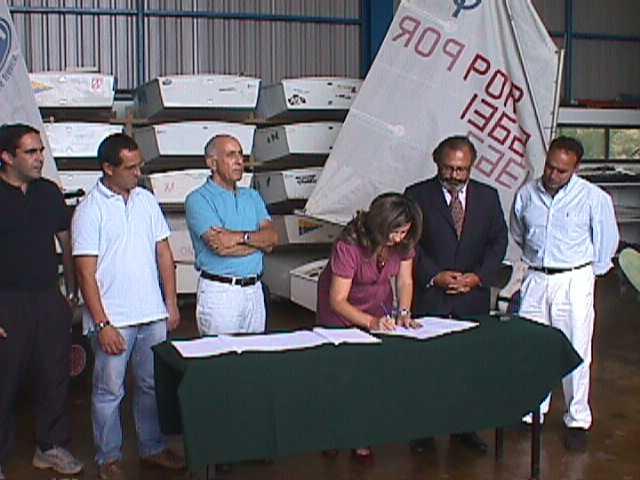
[405,177,508,317]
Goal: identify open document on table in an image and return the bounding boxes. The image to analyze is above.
[312,327,382,346]
[374,317,478,340]
[172,331,326,358]
[171,337,235,358]
[171,328,380,358]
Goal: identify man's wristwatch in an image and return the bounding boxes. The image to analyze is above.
[242,231,251,244]
[398,308,411,317]
[96,321,111,332]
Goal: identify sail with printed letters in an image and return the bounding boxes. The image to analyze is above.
[303,0,562,259]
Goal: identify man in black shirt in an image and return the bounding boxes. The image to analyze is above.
[0,124,83,479]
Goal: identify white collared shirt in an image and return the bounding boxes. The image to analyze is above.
[72,181,171,332]
[441,182,468,209]
[510,175,619,275]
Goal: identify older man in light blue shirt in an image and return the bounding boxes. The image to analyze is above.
[511,136,618,452]
[186,134,278,336]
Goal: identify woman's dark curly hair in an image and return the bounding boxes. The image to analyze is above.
[339,192,423,257]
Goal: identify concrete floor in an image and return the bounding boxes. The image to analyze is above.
[5,268,640,479]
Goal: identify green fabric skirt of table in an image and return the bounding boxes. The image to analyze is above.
[153,315,581,471]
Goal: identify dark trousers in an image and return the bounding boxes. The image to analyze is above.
[0,288,72,464]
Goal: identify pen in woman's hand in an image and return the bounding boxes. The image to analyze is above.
[379,303,396,331]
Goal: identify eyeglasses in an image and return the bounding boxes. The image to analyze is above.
[439,164,471,175]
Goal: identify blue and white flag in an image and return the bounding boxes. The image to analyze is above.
[0,3,58,182]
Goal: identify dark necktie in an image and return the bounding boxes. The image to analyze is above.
[448,188,464,238]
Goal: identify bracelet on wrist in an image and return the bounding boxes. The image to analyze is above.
[96,321,111,332]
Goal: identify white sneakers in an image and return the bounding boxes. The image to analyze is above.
[0,447,83,478]
[32,446,83,475]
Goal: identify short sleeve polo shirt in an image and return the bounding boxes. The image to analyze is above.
[72,181,170,331]
[0,176,70,291]
[185,178,270,277]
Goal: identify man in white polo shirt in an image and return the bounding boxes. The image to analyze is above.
[72,133,184,479]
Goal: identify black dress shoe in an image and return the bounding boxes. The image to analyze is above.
[350,447,374,463]
[410,437,435,453]
[451,432,488,454]
[513,420,544,433]
[564,428,587,452]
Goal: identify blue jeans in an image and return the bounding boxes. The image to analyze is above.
[90,320,167,465]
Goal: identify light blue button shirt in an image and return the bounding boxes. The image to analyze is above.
[510,175,619,275]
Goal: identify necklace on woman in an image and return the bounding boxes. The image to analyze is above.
[376,247,389,271]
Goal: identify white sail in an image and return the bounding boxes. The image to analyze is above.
[304,0,561,260]
[0,4,59,183]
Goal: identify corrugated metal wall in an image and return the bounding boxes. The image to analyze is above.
[574,0,638,37]
[144,0,360,84]
[8,0,640,101]
[530,0,564,33]
[531,0,640,101]
[9,0,140,88]
[571,0,640,101]
[8,0,361,90]
[573,40,640,101]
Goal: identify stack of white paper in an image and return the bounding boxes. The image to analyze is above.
[171,337,234,358]
[172,331,328,358]
[171,327,381,358]
[313,327,381,345]
[219,331,328,354]
[374,317,478,340]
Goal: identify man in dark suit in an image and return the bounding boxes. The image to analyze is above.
[405,135,508,453]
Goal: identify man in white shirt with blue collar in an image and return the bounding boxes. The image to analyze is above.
[511,136,619,452]
[72,133,185,479]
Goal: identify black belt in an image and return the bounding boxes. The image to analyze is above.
[529,262,591,275]
[201,271,261,287]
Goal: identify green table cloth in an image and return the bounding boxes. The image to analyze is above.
[153,316,581,471]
